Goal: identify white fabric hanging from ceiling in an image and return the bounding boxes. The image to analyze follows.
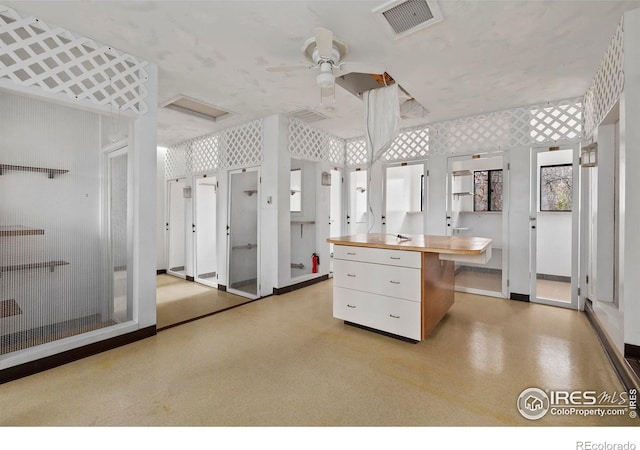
[363,83,400,166]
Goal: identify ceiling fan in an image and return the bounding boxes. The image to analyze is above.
[267,27,385,100]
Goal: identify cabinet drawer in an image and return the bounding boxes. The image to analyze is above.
[333,259,420,302]
[333,245,421,268]
[333,287,421,340]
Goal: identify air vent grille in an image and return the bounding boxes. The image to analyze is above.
[163,96,231,122]
[383,0,433,34]
[373,0,443,39]
[289,109,328,123]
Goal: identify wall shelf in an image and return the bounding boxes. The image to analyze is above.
[452,170,472,177]
[0,260,69,276]
[0,163,69,179]
[453,192,474,197]
[0,225,45,237]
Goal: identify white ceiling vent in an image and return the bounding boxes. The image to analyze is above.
[372,0,443,39]
[288,108,328,123]
[162,95,232,122]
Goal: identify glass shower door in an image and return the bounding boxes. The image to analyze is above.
[228,168,259,299]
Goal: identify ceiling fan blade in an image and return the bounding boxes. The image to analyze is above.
[266,65,311,72]
[314,27,334,59]
[337,61,387,75]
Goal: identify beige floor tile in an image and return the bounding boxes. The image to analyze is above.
[0,280,635,427]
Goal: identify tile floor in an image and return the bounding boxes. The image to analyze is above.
[0,279,636,427]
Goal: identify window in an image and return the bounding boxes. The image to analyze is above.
[474,169,503,211]
[540,164,572,211]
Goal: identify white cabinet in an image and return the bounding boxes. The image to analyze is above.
[332,245,422,341]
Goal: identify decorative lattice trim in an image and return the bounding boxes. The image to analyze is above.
[0,5,149,114]
[384,126,429,162]
[165,143,188,180]
[328,137,345,167]
[584,18,623,140]
[220,119,263,169]
[288,118,345,166]
[346,138,367,167]
[191,134,220,174]
[530,100,583,144]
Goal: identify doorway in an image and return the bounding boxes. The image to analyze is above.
[194,175,217,288]
[347,168,368,234]
[227,168,260,299]
[167,178,186,278]
[383,161,426,236]
[529,144,579,309]
[446,152,509,298]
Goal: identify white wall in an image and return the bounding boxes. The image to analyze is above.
[620,7,640,349]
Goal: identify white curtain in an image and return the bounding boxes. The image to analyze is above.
[363,83,400,165]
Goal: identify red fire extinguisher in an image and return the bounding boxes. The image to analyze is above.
[312,253,319,273]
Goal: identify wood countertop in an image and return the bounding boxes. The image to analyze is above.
[327,233,491,255]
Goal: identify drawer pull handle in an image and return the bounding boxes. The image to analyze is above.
[347,252,356,255]
[389,280,400,284]
[347,304,356,308]
[390,257,401,260]
[390,314,400,319]
[347,274,356,277]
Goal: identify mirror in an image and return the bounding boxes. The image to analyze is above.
[290,168,302,213]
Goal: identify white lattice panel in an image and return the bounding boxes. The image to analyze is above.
[328,137,345,167]
[191,134,220,174]
[0,5,149,114]
[430,110,525,154]
[384,126,429,161]
[165,143,188,180]
[530,99,583,144]
[220,119,263,169]
[584,18,624,140]
[288,118,327,162]
[346,138,368,167]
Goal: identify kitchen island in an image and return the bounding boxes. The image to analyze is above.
[327,233,492,342]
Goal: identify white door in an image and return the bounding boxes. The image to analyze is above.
[194,175,217,288]
[529,144,579,309]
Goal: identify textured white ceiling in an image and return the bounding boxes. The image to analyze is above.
[4,0,640,147]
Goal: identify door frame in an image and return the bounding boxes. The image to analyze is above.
[529,143,580,309]
[445,150,510,299]
[166,177,187,279]
[226,166,261,300]
[193,173,218,288]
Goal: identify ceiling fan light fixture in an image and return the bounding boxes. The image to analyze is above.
[317,71,335,88]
